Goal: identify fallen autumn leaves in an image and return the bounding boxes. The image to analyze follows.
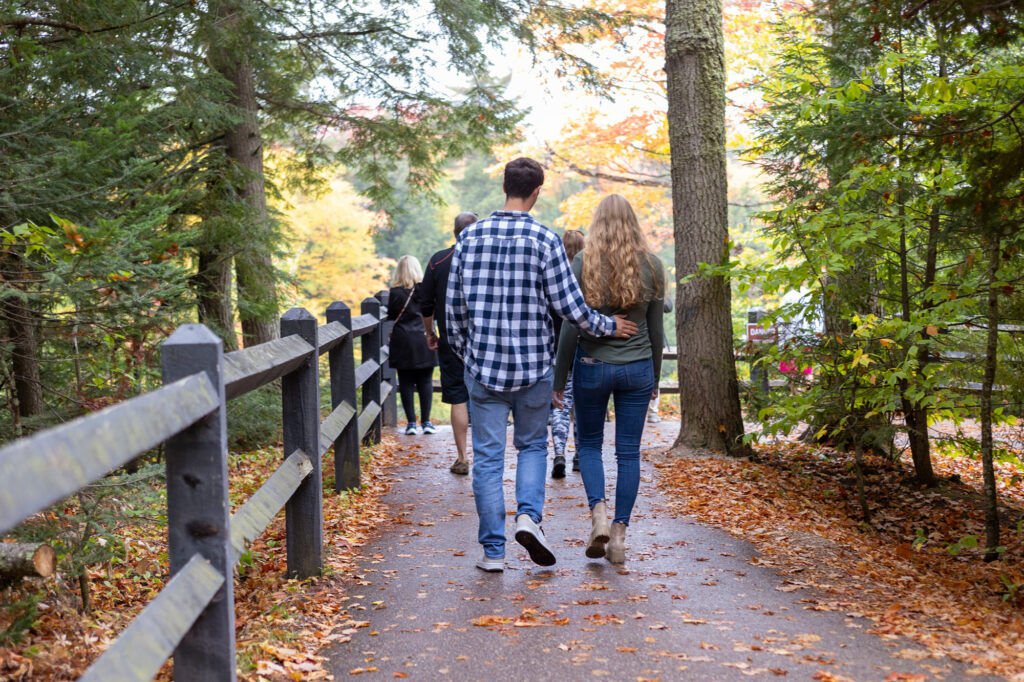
[654,441,1024,680]
[0,436,406,681]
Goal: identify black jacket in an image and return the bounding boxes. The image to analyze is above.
[387,286,436,370]
[415,246,455,338]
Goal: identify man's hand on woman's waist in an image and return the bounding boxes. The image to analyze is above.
[612,314,639,338]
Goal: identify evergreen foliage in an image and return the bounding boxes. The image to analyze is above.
[743,0,1024,550]
[0,0,632,428]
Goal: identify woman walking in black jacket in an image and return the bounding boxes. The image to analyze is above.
[388,255,437,435]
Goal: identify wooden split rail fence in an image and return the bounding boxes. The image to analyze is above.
[0,296,398,682]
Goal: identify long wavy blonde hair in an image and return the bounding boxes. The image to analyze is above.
[581,194,662,310]
[391,255,423,289]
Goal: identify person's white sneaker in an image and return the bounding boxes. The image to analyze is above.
[514,514,556,566]
[475,553,505,572]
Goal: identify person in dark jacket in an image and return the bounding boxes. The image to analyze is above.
[417,212,476,474]
[388,255,437,435]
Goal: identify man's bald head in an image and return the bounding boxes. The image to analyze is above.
[454,212,477,238]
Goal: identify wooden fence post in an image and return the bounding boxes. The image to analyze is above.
[361,297,383,444]
[280,308,323,578]
[327,301,360,491]
[376,290,398,428]
[161,324,235,682]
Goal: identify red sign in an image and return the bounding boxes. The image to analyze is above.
[747,323,778,344]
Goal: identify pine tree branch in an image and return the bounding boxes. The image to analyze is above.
[3,3,192,42]
[274,26,392,41]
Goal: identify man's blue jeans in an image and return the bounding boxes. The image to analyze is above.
[573,351,654,525]
[466,369,552,559]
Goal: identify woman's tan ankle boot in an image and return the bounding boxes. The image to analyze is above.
[607,522,627,564]
[585,501,611,558]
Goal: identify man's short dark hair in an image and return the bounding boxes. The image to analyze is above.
[454,212,477,237]
[503,157,544,199]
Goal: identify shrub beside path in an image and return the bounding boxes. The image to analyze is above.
[323,423,1001,681]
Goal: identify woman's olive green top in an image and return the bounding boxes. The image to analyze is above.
[553,252,666,391]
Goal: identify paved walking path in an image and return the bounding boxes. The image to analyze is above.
[324,423,1000,681]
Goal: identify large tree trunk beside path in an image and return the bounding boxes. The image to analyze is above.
[209,0,278,348]
[665,0,748,455]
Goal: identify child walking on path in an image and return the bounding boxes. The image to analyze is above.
[549,229,585,478]
[553,194,665,564]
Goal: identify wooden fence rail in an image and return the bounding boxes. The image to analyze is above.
[0,297,397,682]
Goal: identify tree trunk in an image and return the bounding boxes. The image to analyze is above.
[194,242,238,350]
[209,0,278,348]
[0,543,56,579]
[665,0,747,455]
[897,208,936,485]
[1,258,44,418]
[980,233,1001,561]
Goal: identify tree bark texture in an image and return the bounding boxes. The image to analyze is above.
[980,234,1001,561]
[665,0,747,455]
[897,210,936,485]
[209,0,278,348]
[1,257,44,418]
[194,242,238,350]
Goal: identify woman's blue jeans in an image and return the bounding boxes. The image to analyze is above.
[573,350,654,525]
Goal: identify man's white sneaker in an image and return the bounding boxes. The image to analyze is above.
[514,514,556,566]
[475,554,504,572]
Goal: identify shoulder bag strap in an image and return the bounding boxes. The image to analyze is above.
[387,285,415,344]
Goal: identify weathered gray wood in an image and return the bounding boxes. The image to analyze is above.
[230,449,313,564]
[361,298,383,445]
[280,308,323,579]
[327,302,361,492]
[354,359,380,388]
[358,401,382,441]
[350,313,377,337]
[380,332,397,428]
[0,543,55,579]
[375,289,397,428]
[79,555,224,682]
[317,320,349,355]
[222,335,315,400]
[319,401,356,458]
[161,324,234,682]
[0,372,217,535]
[380,380,394,404]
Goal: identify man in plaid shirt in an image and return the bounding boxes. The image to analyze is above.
[446,157,638,571]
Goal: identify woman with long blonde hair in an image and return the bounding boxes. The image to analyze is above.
[552,194,665,564]
[388,255,437,435]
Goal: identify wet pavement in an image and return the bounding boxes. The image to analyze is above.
[323,422,1001,681]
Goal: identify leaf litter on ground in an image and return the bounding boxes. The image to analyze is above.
[0,436,408,681]
[654,437,1024,680]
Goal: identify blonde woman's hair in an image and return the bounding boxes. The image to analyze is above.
[581,194,663,310]
[562,229,585,263]
[391,255,423,289]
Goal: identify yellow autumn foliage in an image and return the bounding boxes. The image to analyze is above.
[280,177,394,315]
